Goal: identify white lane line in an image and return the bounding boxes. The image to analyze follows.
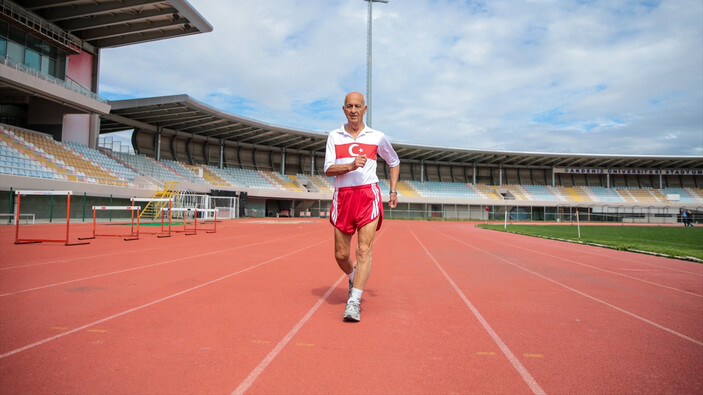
[0,240,327,359]
[440,229,703,347]
[408,227,547,395]
[231,224,391,394]
[473,225,703,277]
[0,229,325,297]
[232,274,345,395]
[469,231,703,298]
[1,226,296,271]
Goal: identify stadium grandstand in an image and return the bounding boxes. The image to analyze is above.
[1,0,702,224]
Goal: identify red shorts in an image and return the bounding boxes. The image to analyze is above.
[330,183,383,235]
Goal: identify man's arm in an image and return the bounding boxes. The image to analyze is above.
[388,165,400,208]
[325,155,367,177]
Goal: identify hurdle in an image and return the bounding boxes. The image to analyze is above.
[163,207,217,236]
[79,206,141,241]
[131,198,173,238]
[14,190,89,246]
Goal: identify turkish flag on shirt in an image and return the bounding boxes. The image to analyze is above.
[335,143,378,160]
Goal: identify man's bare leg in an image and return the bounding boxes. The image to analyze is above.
[333,227,354,275]
[340,218,379,322]
[351,217,379,292]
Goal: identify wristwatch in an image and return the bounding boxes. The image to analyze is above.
[389,190,398,195]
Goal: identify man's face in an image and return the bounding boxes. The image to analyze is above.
[343,94,367,124]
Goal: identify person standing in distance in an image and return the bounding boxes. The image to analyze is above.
[324,91,400,322]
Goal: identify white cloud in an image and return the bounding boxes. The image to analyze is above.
[99,0,703,156]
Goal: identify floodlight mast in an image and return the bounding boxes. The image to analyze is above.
[365,0,388,128]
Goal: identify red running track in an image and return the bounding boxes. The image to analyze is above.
[0,219,701,394]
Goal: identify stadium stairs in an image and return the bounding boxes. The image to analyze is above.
[139,181,180,220]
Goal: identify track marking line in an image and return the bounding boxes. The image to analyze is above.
[585,252,703,276]
[408,227,546,395]
[251,340,271,344]
[87,329,107,333]
[524,354,544,358]
[231,274,345,395]
[51,326,67,331]
[1,260,69,271]
[0,226,298,271]
[470,232,703,298]
[295,343,315,347]
[231,226,391,394]
[439,229,703,347]
[474,226,703,277]
[0,229,327,297]
[0,240,327,360]
[476,351,497,356]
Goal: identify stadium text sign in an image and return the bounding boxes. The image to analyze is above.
[554,167,703,175]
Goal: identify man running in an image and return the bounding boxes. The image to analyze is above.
[324,91,400,322]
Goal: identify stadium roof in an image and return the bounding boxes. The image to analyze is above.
[6,0,212,49]
[100,94,703,169]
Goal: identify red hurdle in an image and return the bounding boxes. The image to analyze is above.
[131,198,173,238]
[14,190,89,246]
[163,207,217,236]
[79,205,141,241]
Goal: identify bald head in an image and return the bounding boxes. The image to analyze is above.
[342,92,367,131]
[344,92,366,107]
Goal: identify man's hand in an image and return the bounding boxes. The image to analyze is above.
[325,154,368,177]
[389,192,398,208]
[349,154,367,171]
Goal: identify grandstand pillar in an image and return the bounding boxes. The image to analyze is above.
[606,173,610,188]
[203,141,209,166]
[219,140,224,169]
[659,171,663,189]
[88,114,100,149]
[473,163,477,185]
[281,148,286,174]
[186,137,193,164]
[420,160,425,182]
[155,127,162,161]
[169,135,176,162]
[499,165,503,187]
[310,152,315,176]
[551,167,555,187]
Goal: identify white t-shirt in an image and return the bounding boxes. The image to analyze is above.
[324,125,400,189]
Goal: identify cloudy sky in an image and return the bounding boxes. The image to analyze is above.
[99,0,703,156]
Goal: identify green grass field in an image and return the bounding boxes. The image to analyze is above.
[478,224,703,261]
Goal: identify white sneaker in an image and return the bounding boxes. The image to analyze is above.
[343,299,361,322]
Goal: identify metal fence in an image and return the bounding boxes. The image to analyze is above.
[262,202,701,225]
